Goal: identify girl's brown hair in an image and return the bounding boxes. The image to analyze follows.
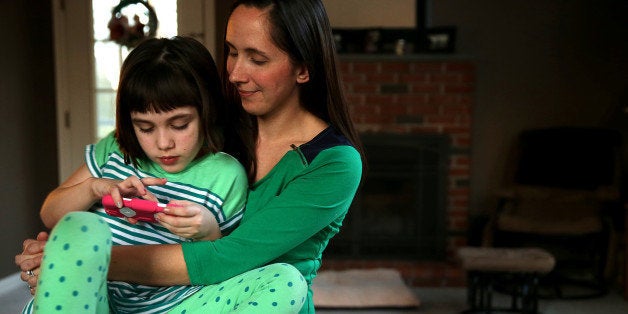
[115,36,255,179]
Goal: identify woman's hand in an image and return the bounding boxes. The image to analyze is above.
[15,231,48,295]
[155,200,222,241]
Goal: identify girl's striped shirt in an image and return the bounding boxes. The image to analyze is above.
[85,133,248,313]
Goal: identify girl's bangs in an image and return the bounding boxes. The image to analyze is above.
[126,65,199,113]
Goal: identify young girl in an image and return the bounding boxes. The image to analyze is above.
[21,36,306,313]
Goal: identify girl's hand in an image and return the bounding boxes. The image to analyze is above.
[15,231,48,295]
[41,164,167,228]
[96,176,166,224]
[155,200,221,241]
[99,176,167,208]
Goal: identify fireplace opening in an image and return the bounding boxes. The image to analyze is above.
[325,133,450,260]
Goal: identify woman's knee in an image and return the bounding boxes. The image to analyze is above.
[264,263,307,298]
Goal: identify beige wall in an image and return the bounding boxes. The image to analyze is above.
[0,1,56,277]
[430,0,628,215]
[323,0,415,28]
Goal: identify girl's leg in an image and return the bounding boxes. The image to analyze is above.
[25,212,112,313]
[169,263,307,314]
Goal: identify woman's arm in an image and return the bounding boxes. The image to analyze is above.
[27,147,359,288]
[17,236,192,290]
[182,146,363,285]
[108,244,191,286]
[106,148,360,287]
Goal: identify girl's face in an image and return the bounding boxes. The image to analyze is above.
[130,106,203,173]
[225,5,309,118]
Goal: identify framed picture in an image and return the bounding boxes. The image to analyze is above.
[421,26,457,53]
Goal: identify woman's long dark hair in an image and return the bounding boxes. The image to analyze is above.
[223,0,365,171]
[115,36,255,180]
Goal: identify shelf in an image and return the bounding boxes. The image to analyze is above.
[338,53,473,61]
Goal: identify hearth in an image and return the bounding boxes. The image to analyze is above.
[325,133,450,260]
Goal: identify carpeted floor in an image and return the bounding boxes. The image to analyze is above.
[312,268,420,310]
[0,273,32,313]
[317,286,628,314]
[2,271,628,314]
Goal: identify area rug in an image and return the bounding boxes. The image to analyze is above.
[312,268,421,309]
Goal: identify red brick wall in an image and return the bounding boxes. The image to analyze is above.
[322,57,475,286]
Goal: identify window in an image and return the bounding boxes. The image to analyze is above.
[92,0,178,139]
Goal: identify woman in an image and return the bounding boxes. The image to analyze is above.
[17,0,364,312]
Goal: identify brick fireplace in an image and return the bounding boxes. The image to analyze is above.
[320,55,474,287]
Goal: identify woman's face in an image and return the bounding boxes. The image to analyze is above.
[130,106,203,173]
[225,5,309,118]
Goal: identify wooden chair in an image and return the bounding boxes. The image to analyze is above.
[484,127,623,299]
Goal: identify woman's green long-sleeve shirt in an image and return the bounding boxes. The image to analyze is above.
[181,127,362,313]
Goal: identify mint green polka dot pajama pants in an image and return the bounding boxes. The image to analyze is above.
[22,212,307,313]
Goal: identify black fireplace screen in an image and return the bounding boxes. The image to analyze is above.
[325,133,450,260]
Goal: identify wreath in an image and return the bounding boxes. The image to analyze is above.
[108,0,158,48]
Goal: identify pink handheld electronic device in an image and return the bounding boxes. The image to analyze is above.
[102,195,166,222]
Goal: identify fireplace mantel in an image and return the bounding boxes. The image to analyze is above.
[339,53,473,62]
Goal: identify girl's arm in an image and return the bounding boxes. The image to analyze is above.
[40,164,166,228]
[40,164,102,228]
